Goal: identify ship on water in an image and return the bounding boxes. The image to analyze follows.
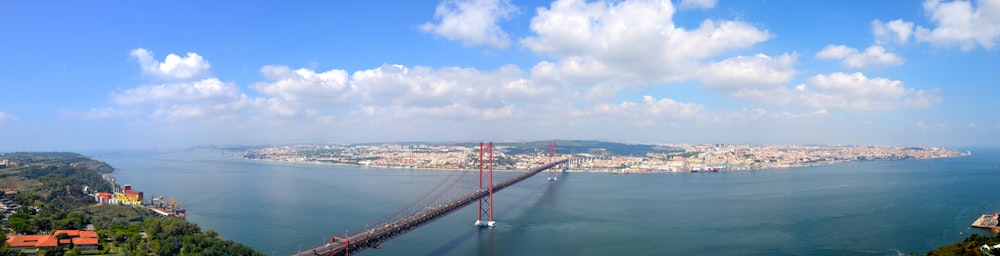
[149,195,186,218]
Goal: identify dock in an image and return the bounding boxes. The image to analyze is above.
[972,213,999,229]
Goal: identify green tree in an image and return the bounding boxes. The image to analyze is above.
[9,214,33,234]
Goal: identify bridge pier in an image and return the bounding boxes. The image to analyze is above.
[474,219,496,227]
[548,141,558,181]
[476,142,496,227]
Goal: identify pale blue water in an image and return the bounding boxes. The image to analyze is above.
[95,148,1000,255]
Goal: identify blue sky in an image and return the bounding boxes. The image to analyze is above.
[1,0,998,150]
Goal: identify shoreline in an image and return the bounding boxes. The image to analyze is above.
[234,152,968,174]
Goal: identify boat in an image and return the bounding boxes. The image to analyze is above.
[691,168,719,173]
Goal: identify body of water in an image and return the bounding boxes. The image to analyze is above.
[96,148,1000,255]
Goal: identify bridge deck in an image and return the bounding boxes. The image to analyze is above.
[293,159,567,256]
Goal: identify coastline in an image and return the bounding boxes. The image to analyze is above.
[233,151,969,174]
[232,143,969,176]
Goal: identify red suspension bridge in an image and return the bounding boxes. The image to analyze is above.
[293,142,568,256]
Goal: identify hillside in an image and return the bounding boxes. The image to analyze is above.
[0,152,264,256]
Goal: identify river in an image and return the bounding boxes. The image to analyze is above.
[96,147,1000,255]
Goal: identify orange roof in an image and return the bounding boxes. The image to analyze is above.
[54,230,80,237]
[59,239,71,244]
[72,237,99,245]
[6,235,47,247]
[5,235,58,248]
[79,231,97,238]
[36,235,57,247]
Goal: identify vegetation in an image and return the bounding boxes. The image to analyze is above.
[927,233,1000,256]
[0,152,264,256]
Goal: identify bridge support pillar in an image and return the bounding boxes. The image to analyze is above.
[548,141,558,181]
[476,142,495,227]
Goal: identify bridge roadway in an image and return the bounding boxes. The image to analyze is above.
[293,159,568,256]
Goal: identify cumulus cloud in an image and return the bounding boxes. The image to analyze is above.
[915,0,1000,51]
[349,64,554,120]
[353,64,523,107]
[111,78,242,106]
[420,0,517,48]
[252,66,352,105]
[130,48,212,80]
[872,19,915,44]
[734,72,940,110]
[696,53,797,93]
[678,0,718,9]
[815,45,903,68]
[520,0,771,87]
[112,50,270,121]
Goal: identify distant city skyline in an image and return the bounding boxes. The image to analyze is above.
[1,0,999,151]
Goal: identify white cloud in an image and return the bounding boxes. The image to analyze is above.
[352,64,526,107]
[420,0,517,48]
[110,53,263,121]
[67,49,259,122]
[252,66,352,105]
[872,19,915,44]
[770,108,828,120]
[915,118,949,130]
[966,122,1000,129]
[498,78,558,103]
[815,45,903,68]
[734,72,940,110]
[585,96,704,126]
[354,104,515,121]
[111,78,242,106]
[696,53,797,93]
[60,107,137,120]
[716,108,829,123]
[678,0,718,9]
[915,0,1000,51]
[573,96,835,128]
[151,105,205,121]
[0,111,14,124]
[130,48,212,80]
[260,98,299,117]
[520,0,771,88]
[814,45,854,59]
[349,64,550,120]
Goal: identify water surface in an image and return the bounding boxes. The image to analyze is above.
[98,148,1000,255]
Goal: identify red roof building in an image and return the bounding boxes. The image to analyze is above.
[79,231,97,238]
[53,230,80,237]
[5,235,57,249]
[5,230,101,251]
[71,237,99,251]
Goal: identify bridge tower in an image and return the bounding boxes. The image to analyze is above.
[548,141,558,181]
[475,142,496,227]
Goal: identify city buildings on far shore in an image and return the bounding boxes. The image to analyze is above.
[239,143,966,173]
